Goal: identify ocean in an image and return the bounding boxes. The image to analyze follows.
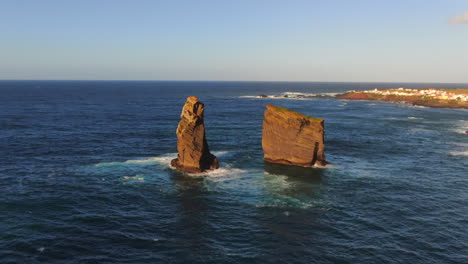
[1,80,467,263]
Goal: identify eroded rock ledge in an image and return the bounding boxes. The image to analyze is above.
[262,104,327,167]
[171,96,219,173]
[336,88,468,109]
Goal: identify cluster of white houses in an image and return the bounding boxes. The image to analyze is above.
[358,88,468,102]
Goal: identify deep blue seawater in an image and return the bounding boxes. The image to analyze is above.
[1,81,467,264]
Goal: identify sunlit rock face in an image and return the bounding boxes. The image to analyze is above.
[262,104,327,167]
[171,96,219,173]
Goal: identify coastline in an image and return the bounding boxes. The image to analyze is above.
[335,88,468,109]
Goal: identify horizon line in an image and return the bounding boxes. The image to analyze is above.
[1,79,468,85]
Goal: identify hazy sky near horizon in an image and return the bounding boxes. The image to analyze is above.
[1,0,468,82]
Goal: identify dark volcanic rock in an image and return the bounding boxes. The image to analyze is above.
[262,104,327,167]
[171,96,219,173]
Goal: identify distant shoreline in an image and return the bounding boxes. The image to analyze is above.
[335,88,468,109]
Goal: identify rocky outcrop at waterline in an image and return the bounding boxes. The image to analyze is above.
[336,88,468,109]
[171,96,219,173]
[262,104,327,167]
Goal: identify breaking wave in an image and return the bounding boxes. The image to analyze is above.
[451,120,467,134]
[94,153,176,167]
[94,151,235,168]
[240,91,338,100]
[187,166,249,181]
[449,151,468,156]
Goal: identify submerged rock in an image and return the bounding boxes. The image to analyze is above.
[171,96,219,173]
[262,104,327,167]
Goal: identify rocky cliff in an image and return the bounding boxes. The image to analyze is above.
[262,104,327,167]
[336,89,468,109]
[171,96,219,173]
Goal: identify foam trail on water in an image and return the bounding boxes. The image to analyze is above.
[94,151,235,168]
[122,175,145,182]
[187,166,249,182]
[449,151,468,156]
[239,92,338,100]
[94,153,177,167]
[451,120,467,134]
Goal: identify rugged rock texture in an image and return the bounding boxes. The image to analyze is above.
[171,96,219,173]
[336,90,468,109]
[262,104,327,167]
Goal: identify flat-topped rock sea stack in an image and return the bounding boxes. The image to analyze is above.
[262,104,327,167]
[171,96,219,173]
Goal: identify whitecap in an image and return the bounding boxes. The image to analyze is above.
[254,198,324,209]
[122,175,145,182]
[313,163,335,169]
[263,172,292,188]
[449,151,468,156]
[319,92,339,96]
[94,153,177,167]
[188,167,249,181]
[452,142,468,148]
[409,105,428,109]
[239,91,338,100]
[94,151,235,168]
[92,151,246,180]
[408,117,423,120]
[212,150,236,158]
[451,120,468,134]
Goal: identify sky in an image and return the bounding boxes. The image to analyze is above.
[1,0,468,82]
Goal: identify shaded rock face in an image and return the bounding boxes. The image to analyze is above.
[171,96,219,173]
[262,104,327,167]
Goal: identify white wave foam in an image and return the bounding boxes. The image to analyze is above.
[122,175,145,181]
[409,105,428,109]
[94,151,235,168]
[451,120,468,134]
[408,116,423,120]
[449,151,468,156]
[188,167,248,181]
[239,91,338,100]
[94,151,242,179]
[212,151,234,157]
[95,153,177,167]
[452,142,468,148]
[313,163,335,169]
[254,198,325,209]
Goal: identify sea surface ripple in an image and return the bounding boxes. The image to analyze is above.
[1,81,467,264]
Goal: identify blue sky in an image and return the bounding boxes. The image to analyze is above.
[1,0,467,82]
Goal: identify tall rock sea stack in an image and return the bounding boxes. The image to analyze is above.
[171,96,219,173]
[262,104,327,167]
